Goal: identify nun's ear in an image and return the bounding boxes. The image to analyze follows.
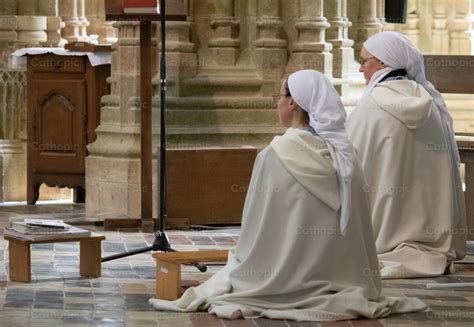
[288,97,297,110]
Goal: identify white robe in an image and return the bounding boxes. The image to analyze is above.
[346,80,467,279]
[150,128,426,321]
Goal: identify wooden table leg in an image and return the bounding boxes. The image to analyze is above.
[8,241,31,282]
[79,239,102,277]
[156,261,181,300]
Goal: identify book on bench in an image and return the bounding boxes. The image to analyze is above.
[4,224,91,241]
[9,218,68,233]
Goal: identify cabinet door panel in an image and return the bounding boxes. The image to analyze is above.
[31,80,86,174]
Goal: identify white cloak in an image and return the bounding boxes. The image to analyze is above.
[150,128,426,320]
[346,80,467,279]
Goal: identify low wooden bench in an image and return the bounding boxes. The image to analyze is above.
[4,233,106,282]
[153,250,229,300]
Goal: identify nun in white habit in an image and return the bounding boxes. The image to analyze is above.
[346,31,466,279]
[150,70,426,321]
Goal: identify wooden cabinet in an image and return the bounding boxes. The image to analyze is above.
[27,54,110,204]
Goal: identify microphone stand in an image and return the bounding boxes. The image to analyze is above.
[102,0,207,273]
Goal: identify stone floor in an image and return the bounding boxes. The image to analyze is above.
[1,202,474,326]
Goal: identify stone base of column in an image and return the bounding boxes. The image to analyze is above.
[0,140,26,202]
[254,47,288,82]
[449,32,472,55]
[85,155,157,220]
[208,46,241,67]
[332,43,354,95]
[0,140,70,202]
[287,51,333,75]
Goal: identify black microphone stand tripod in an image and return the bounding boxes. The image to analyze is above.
[102,0,206,273]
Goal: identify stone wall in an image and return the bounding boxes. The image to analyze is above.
[0,0,473,214]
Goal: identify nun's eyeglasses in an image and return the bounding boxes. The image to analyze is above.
[273,93,289,105]
[359,56,377,65]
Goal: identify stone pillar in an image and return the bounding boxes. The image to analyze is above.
[16,16,48,45]
[326,0,353,94]
[355,0,383,56]
[377,0,385,25]
[86,0,117,44]
[2,0,17,16]
[290,0,332,74]
[254,0,287,81]
[77,0,90,41]
[402,0,420,47]
[208,0,240,66]
[17,0,38,16]
[44,17,64,46]
[86,21,159,219]
[432,0,450,54]
[38,0,58,16]
[450,0,473,55]
[165,17,197,96]
[0,17,17,63]
[0,155,3,201]
[472,0,474,54]
[0,70,27,202]
[59,0,82,42]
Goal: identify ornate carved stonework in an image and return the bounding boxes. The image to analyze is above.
[0,0,472,213]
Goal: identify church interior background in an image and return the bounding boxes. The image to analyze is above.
[0,0,473,325]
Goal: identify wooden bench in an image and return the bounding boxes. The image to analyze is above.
[4,233,106,282]
[153,250,229,300]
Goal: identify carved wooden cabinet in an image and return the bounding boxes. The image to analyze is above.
[27,54,110,204]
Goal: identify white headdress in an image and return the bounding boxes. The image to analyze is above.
[288,70,354,235]
[363,31,460,165]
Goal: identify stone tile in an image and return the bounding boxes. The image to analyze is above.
[223,318,259,326]
[350,319,384,326]
[189,313,224,326]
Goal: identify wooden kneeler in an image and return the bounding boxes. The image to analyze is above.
[153,250,229,300]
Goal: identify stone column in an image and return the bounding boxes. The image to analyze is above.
[17,0,38,16]
[77,0,90,41]
[355,0,383,56]
[165,15,197,97]
[2,0,18,16]
[38,0,58,16]
[377,0,385,25]
[254,0,287,80]
[0,70,27,202]
[59,0,82,42]
[290,0,332,74]
[449,0,473,55]
[86,0,117,44]
[0,17,17,61]
[16,16,48,45]
[45,17,65,47]
[86,21,159,219]
[326,0,353,94]
[432,0,450,54]
[208,0,240,66]
[402,0,420,48]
